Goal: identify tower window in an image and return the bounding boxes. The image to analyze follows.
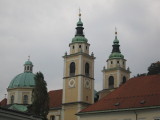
[85,63,89,76]
[11,95,14,104]
[27,66,29,70]
[86,46,88,50]
[23,95,28,104]
[109,76,114,89]
[117,61,119,63]
[70,62,75,76]
[111,61,113,64]
[72,45,74,49]
[122,76,126,84]
[123,61,125,65]
[79,45,81,48]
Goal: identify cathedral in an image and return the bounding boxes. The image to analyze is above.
[1,13,160,120]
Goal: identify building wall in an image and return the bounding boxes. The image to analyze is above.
[47,109,61,120]
[7,88,33,104]
[79,108,160,120]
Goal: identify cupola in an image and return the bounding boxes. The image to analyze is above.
[24,57,33,73]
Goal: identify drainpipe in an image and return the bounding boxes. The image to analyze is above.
[134,110,138,120]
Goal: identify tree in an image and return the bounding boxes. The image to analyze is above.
[28,72,49,120]
[148,61,160,75]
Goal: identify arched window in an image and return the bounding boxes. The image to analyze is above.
[122,76,126,84]
[27,66,29,70]
[23,95,28,104]
[85,63,89,76]
[11,95,14,104]
[109,76,114,89]
[70,62,75,76]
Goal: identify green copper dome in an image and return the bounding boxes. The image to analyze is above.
[109,52,124,59]
[72,36,88,43]
[8,59,35,89]
[8,72,35,89]
[24,60,33,65]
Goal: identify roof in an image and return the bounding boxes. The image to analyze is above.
[109,52,124,59]
[8,72,35,89]
[48,89,62,109]
[80,74,160,113]
[72,36,88,43]
[24,60,33,65]
[8,104,28,112]
[0,107,42,120]
[0,98,7,106]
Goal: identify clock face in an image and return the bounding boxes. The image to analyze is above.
[85,79,90,89]
[68,79,75,88]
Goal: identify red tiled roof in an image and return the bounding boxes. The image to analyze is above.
[48,89,62,109]
[0,98,7,106]
[80,74,160,113]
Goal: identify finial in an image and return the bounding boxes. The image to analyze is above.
[115,27,117,36]
[28,56,30,61]
[79,8,81,18]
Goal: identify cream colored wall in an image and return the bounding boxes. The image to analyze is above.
[64,55,94,78]
[79,108,160,120]
[7,88,33,104]
[103,68,130,89]
[82,56,94,78]
[82,78,94,104]
[64,77,78,103]
[107,59,126,69]
[70,43,90,55]
[63,104,79,120]
[47,109,61,120]
[103,71,118,89]
[63,41,95,120]
[65,57,79,77]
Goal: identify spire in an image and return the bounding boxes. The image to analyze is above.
[113,27,119,45]
[112,28,120,53]
[109,28,124,59]
[77,8,83,27]
[75,9,84,36]
[72,9,88,43]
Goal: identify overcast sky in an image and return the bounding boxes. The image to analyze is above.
[0,0,160,100]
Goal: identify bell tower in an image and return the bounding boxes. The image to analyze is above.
[99,28,131,99]
[62,12,95,120]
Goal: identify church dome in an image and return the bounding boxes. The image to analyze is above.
[24,60,33,65]
[8,72,35,89]
[8,59,35,89]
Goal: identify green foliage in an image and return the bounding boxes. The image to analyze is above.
[28,72,49,120]
[148,61,160,75]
